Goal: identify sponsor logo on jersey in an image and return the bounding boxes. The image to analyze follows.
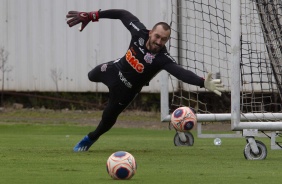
[118,71,132,88]
[126,49,144,73]
[134,42,138,47]
[113,58,121,63]
[138,47,145,54]
[134,42,145,54]
[138,38,144,46]
[130,47,137,55]
[144,53,155,64]
[129,22,140,31]
[164,53,176,62]
[100,63,107,72]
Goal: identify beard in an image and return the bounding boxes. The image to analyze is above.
[147,38,162,54]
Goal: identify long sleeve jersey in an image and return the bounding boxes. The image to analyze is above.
[99,9,205,90]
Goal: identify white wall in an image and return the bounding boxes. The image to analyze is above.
[0,0,173,92]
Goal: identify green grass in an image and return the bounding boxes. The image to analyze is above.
[0,123,282,184]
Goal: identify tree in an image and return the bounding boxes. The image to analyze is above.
[0,47,11,106]
[50,67,62,92]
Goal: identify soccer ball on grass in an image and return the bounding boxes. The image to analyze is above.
[106,151,137,180]
[171,106,197,132]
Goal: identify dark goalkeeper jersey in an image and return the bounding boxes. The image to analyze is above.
[99,9,205,90]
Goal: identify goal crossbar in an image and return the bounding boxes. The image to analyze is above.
[162,113,282,131]
[162,113,282,122]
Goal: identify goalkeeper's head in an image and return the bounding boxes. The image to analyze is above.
[146,22,171,54]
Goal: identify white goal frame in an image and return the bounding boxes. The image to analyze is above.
[161,0,282,145]
[231,0,282,132]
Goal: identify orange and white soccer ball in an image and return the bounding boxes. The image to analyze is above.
[171,106,197,132]
[106,151,137,180]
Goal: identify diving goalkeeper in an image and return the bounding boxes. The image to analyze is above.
[66,9,224,152]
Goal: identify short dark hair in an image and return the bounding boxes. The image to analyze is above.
[152,22,171,32]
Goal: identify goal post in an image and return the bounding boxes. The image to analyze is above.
[231,0,282,131]
[231,0,242,130]
[162,0,282,136]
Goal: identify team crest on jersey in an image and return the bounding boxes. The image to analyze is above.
[138,38,144,46]
[144,53,155,64]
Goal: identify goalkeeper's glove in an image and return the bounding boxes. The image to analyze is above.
[66,10,100,31]
[204,73,225,96]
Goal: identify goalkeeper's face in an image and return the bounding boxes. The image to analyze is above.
[147,25,170,54]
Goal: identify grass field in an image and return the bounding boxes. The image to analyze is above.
[0,110,282,184]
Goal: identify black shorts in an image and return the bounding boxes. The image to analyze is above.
[88,61,140,107]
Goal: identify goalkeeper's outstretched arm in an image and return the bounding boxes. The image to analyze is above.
[164,63,225,96]
[66,9,140,31]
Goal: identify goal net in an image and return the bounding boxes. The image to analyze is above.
[168,0,282,124]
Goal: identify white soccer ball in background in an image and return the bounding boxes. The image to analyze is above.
[106,151,137,180]
[214,138,222,146]
[171,106,197,132]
